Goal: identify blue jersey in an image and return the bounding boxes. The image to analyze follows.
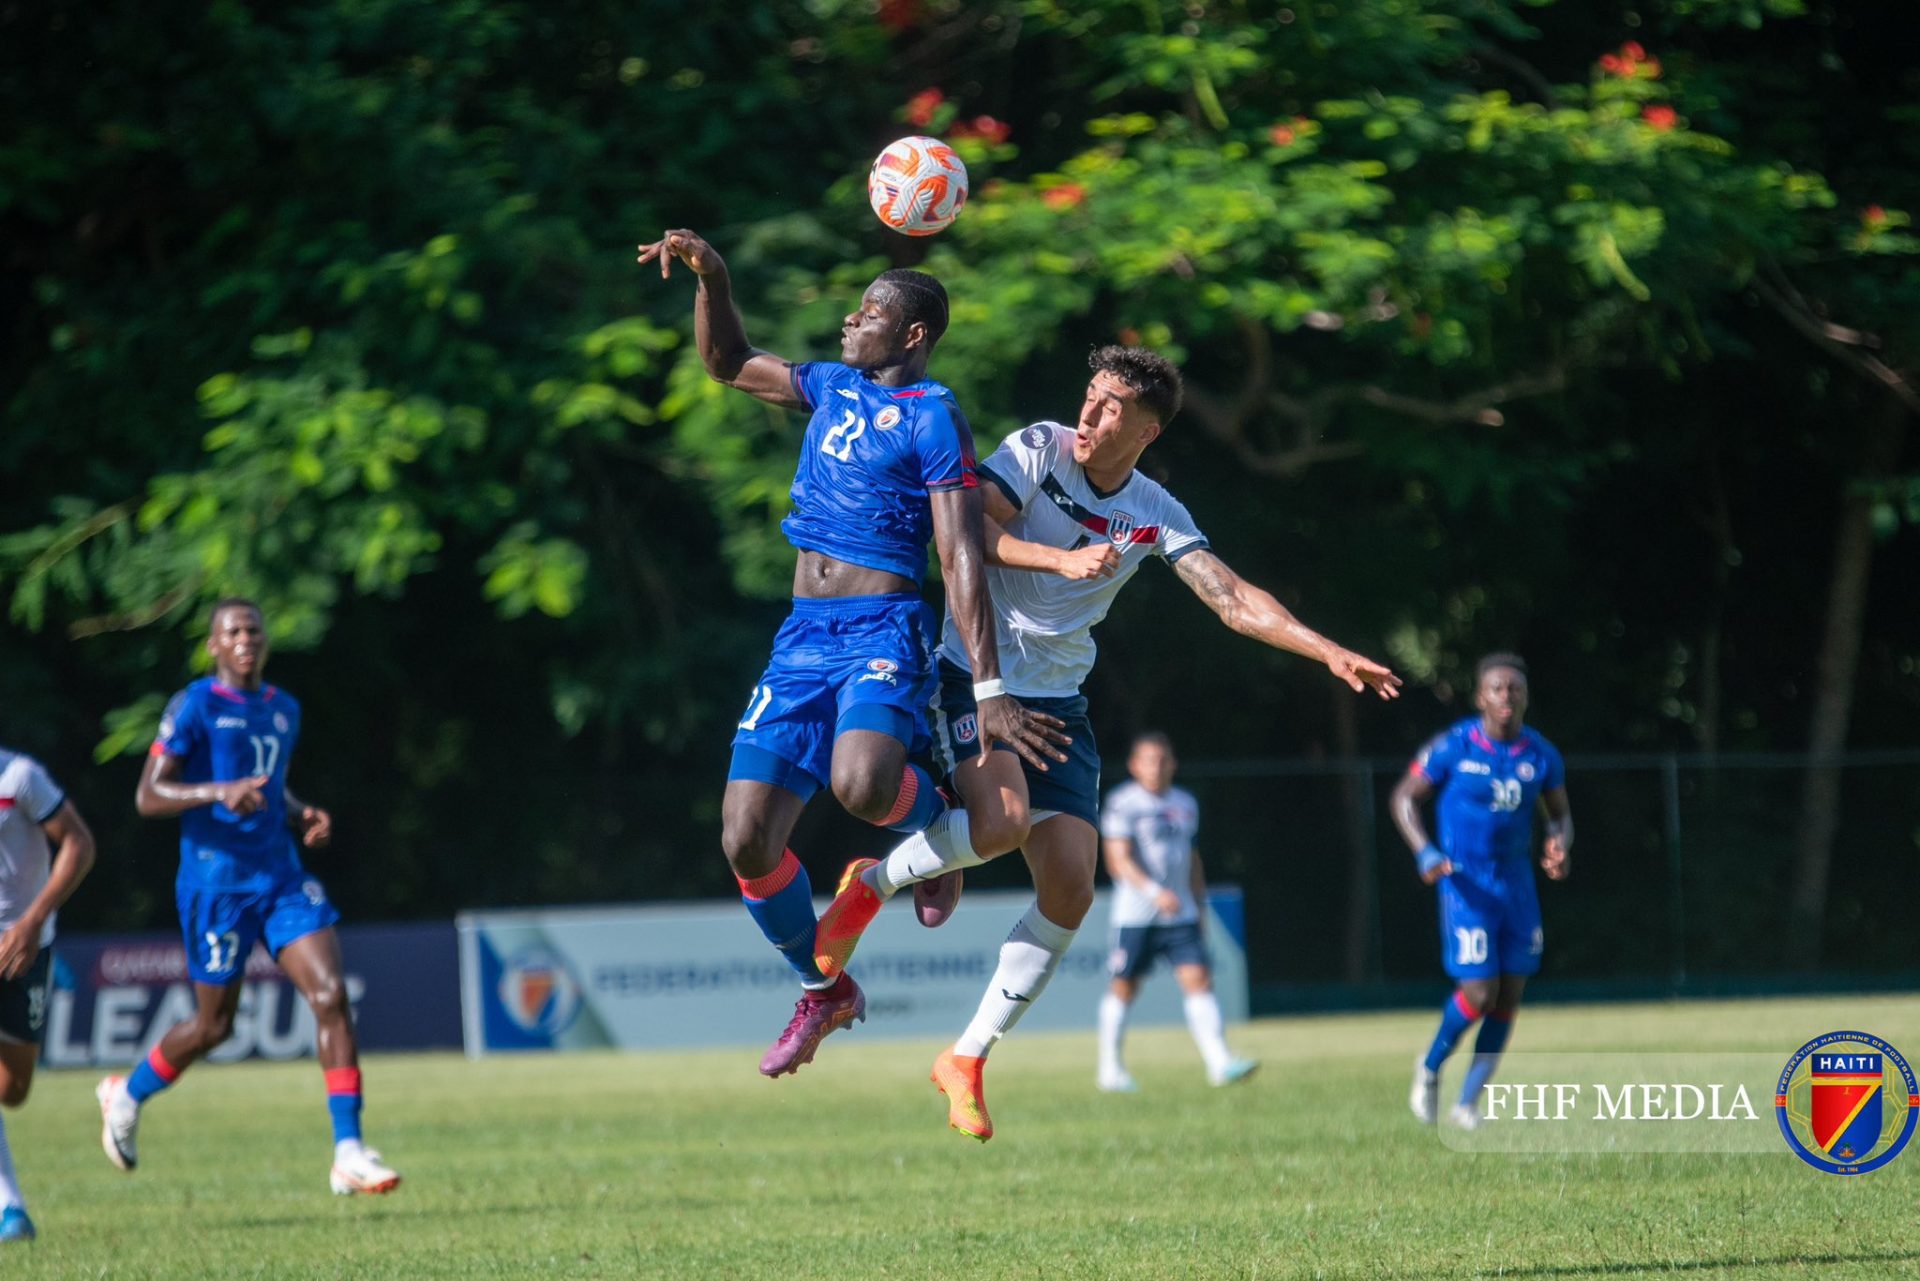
[781,362,976,584]
[1412,718,1564,875]
[152,679,304,892]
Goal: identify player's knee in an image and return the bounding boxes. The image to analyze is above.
[305,977,349,1024]
[829,767,895,825]
[1457,982,1495,1017]
[719,808,783,880]
[1041,883,1095,930]
[968,802,1030,859]
[1,1078,29,1107]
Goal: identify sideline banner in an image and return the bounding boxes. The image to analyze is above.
[458,887,1248,1055]
[43,923,462,1068]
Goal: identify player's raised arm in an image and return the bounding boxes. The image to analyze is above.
[1172,550,1401,699]
[1538,787,1574,880]
[636,229,804,409]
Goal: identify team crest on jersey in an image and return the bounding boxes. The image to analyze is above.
[498,947,583,1037]
[1777,1031,1917,1175]
[1106,510,1138,546]
[955,713,978,745]
[1517,761,1536,781]
[1022,425,1050,450]
[874,406,902,430]
[274,712,290,733]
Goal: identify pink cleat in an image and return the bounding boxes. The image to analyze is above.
[913,870,963,928]
[758,975,866,1077]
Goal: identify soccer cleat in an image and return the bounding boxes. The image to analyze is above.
[758,974,866,1077]
[95,1075,139,1172]
[0,1205,34,1242]
[1096,1069,1139,1094]
[812,859,883,980]
[1410,1060,1439,1124]
[930,1046,992,1141]
[330,1146,402,1195]
[913,870,963,928]
[1448,1102,1482,1132]
[1210,1057,1260,1087]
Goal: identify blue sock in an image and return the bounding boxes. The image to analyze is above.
[878,763,946,834]
[739,850,826,986]
[127,1045,181,1104]
[1423,989,1481,1072]
[1459,1011,1514,1106]
[325,1067,363,1143]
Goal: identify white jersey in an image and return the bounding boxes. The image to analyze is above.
[1100,781,1202,927]
[0,748,67,946]
[937,422,1209,697]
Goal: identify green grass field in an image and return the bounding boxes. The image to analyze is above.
[3,995,1916,1279]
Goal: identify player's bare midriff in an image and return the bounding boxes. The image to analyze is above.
[792,549,915,599]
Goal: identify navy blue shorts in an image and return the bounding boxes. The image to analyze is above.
[929,659,1100,827]
[1107,921,1210,981]
[0,950,51,1045]
[728,593,938,799]
[178,872,341,986]
[1437,867,1543,979]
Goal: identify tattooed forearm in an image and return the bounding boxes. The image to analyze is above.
[1176,552,1240,627]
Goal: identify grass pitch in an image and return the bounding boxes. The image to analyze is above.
[4,995,1916,1279]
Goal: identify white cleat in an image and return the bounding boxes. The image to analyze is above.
[95,1075,140,1172]
[330,1146,402,1196]
[1410,1060,1439,1124]
[1096,1069,1140,1094]
[1448,1102,1483,1131]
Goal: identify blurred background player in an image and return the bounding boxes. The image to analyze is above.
[1392,653,1573,1129]
[97,598,400,1195]
[0,746,95,1242]
[636,230,1065,1078]
[1096,732,1255,1092]
[814,346,1399,1139]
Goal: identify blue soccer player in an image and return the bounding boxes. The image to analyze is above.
[1392,653,1574,1130]
[637,229,1065,1077]
[97,598,400,1195]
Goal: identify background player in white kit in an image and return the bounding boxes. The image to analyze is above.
[0,746,96,1242]
[814,346,1398,1139]
[1097,732,1255,1092]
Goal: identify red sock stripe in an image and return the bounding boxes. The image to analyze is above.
[1452,990,1481,1021]
[146,1044,182,1084]
[325,1066,363,1096]
[877,767,920,827]
[737,850,801,900]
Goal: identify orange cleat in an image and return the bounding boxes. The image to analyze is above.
[813,858,883,980]
[930,1046,992,1142]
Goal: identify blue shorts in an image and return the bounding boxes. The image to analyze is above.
[1108,921,1209,981]
[728,593,938,799]
[1437,866,1543,980]
[930,659,1101,828]
[177,872,341,985]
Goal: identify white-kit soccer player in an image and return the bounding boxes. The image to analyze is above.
[1096,731,1255,1092]
[0,746,96,1242]
[814,345,1400,1139]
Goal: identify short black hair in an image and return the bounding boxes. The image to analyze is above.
[1475,652,1528,682]
[207,596,262,631]
[873,268,949,345]
[1131,731,1173,754]
[1090,345,1183,425]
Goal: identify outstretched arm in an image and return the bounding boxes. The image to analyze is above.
[1172,550,1401,698]
[1539,787,1573,880]
[1390,770,1452,883]
[636,229,805,409]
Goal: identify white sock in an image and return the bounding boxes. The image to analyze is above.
[953,903,1076,1058]
[334,1137,366,1161]
[1183,991,1233,1078]
[863,809,986,899]
[1097,993,1130,1077]
[0,1113,20,1210]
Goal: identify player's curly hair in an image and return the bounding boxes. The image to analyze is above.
[1475,652,1529,682]
[1090,345,1183,425]
[874,269,949,345]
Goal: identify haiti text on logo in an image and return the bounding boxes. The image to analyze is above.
[498,947,583,1038]
[1776,1030,1917,1174]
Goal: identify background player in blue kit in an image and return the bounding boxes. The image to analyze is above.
[637,229,1064,1078]
[1392,653,1574,1130]
[97,599,400,1195]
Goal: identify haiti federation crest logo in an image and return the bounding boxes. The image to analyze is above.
[1776,1031,1917,1174]
[498,947,582,1038]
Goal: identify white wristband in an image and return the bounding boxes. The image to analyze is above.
[972,678,1006,702]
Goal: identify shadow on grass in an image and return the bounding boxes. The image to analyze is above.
[1461,1248,1920,1278]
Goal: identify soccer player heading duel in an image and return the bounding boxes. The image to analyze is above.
[1392,653,1574,1130]
[637,230,1066,1076]
[812,346,1401,1139]
[97,598,400,1195]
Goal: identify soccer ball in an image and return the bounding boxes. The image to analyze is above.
[867,136,969,236]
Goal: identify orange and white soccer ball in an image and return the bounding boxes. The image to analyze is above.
[867,136,969,236]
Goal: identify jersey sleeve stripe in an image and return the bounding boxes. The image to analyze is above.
[1163,540,1211,562]
[789,363,813,410]
[978,463,1023,509]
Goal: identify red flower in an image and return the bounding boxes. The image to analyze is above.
[1269,122,1297,146]
[905,88,943,128]
[970,115,1011,145]
[1622,41,1646,61]
[1117,327,1141,346]
[1642,104,1678,131]
[1864,204,1888,226]
[1599,54,1625,76]
[1042,184,1086,210]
